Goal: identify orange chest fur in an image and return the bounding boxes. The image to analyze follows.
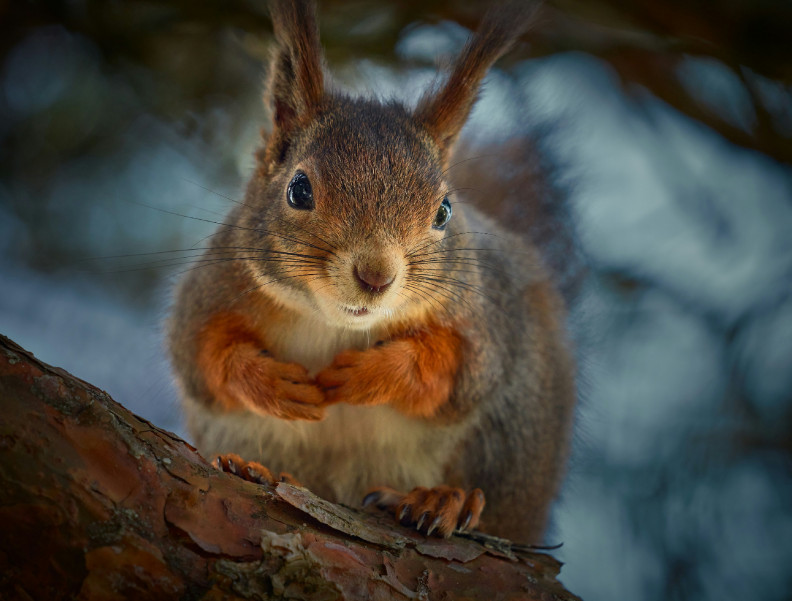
[196,299,465,420]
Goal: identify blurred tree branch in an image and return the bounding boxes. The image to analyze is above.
[2,0,790,162]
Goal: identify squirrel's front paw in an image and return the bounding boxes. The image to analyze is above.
[240,355,327,421]
[315,348,386,406]
[363,485,485,538]
[213,453,301,486]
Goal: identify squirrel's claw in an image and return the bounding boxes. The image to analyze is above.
[362,484,485,538]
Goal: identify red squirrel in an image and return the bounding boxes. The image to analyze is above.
[167,0,576,543]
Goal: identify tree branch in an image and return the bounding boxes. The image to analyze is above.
[0,334,580,601]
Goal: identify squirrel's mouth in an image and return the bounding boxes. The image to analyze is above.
[344,306,369,317]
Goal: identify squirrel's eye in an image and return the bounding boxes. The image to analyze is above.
[287,172,314,210]
[432,197,452,230]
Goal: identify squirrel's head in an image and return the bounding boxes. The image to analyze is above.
[235,0,534,329]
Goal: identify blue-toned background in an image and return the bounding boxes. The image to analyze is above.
[1,3,791,599]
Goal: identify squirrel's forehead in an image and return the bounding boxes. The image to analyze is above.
[305,110,440,181]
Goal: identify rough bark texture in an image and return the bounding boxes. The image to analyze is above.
[0,334,580,601]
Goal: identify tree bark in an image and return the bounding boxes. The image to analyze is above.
[0,334,580,601]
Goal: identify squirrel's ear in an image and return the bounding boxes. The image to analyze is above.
[265,0,324,158]
[415,3,538,160]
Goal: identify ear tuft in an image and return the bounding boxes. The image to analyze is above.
[265,0,325,157]
[415,2,540,159]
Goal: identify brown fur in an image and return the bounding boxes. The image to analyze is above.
[167,0,575,544]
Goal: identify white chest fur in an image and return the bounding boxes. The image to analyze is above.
[267,311,376,376]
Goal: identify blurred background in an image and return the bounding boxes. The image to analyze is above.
[1,1,791,599]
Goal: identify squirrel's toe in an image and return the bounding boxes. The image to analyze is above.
[213,453,301,487]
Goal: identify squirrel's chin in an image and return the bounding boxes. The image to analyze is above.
[331,306,385,329]
[314,301,394,330]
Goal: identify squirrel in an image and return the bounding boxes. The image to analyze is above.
[167,0,576,544]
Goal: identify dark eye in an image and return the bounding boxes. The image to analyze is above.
[432,197,452,230]
[287,172,314,210]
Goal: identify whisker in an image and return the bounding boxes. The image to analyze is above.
[93,256,327,277]
[127,200,337,257]
[81,245,331,267]
[414,272,495,297]
[182,179,340,254]
[402,282,453,319]
[85,251,327,276]
[409,257,507,275]
[406,231,500,258]
[411,263,511,282]
[409,276,478,314]
[441,153,499,176]
[429,187,482,208]
[408,266,482,277]
[411,246,532,258]
[410,274,506,315]
[230,272,336,304]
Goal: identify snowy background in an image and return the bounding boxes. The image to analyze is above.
[2,11,791,601]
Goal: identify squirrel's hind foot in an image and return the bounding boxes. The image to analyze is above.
[363,485,485,538]
[213,453,301,487]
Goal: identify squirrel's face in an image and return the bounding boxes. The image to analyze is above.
[233,0,520,327]
[239,99,457,329]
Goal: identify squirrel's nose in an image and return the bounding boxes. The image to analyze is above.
[354,265,395,294]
